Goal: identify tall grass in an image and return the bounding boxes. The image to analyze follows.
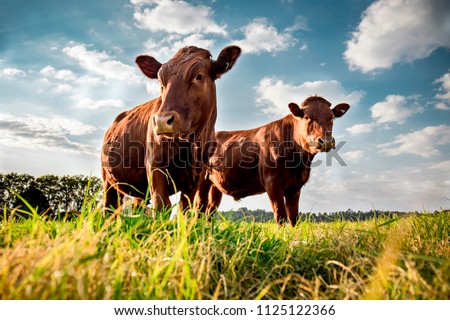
[0,196,448,299]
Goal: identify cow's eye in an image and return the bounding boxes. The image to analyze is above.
[195,73,204,81]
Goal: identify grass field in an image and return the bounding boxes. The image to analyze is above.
[0,197,449,300]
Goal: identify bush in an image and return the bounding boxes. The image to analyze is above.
[0,173,101,218]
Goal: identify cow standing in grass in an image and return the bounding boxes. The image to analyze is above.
[198,96,350,226]
[101,46,241,213]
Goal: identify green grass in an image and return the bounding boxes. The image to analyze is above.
[0,198,449,299]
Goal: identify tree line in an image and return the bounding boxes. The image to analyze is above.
[221,207,414,223]
[0,173,101,217]
[1,172,424,222]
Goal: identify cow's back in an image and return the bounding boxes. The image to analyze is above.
[208,116,312,200]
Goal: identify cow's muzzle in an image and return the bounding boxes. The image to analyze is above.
[153,111,181,136]
[317,137,335,151]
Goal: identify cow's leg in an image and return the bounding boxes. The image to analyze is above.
[103,180,123,212]
[132,196,148,211]
[149,170,171,215]
[193,175,211,214]
[195,177,222,215]
[207,184,222,215]
[179,188,197,214]
[285,192,300,227]
[266,184,287,224]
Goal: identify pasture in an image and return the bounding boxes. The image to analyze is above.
[0,197,448,300]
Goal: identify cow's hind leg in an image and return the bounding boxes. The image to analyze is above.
[179,188,197,214]
[103,180,123,213]
[285,192,300,227]
[266,184,288,225]
[207,184,222,216]
[195,177,222,216]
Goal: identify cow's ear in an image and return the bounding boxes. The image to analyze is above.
[332,103,350,118]
[212,45,241,79]
[135,55,162,79]
[288,103,304,118]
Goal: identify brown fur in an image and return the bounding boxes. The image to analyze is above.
[101,46,241,213]
[198,96,350,226]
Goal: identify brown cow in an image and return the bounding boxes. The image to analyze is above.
[198,96,350,226]
[101,45,241,213]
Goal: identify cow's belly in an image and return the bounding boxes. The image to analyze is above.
[209,166,265,200]
[103,164,148,196]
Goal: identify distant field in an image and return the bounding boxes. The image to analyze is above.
[0,199,449,299]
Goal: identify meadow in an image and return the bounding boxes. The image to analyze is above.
[0,195,449,300]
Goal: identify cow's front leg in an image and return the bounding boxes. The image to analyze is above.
[206,184,222,216]
[149,169,171,216]
[285,192,300,227]
[266,183,288,224]
[178,188,197,214]
[194,177,223,216]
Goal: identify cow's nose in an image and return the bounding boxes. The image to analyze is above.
[153,112,177,135]
[317,137,335,150]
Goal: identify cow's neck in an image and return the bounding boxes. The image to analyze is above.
[284,118,315,170]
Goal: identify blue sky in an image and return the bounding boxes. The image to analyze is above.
[1,0,449,213]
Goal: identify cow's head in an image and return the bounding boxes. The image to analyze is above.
[136,45,241,139]
[288,96,350,154]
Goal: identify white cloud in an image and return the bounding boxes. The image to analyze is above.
[344,0,450,73]
[342,150,365,162]
[234,18,296,54]
[254,77,365,116]
[63,44,141,84]
[146,81,161,97]
[346,123,374,135]
[35,64,109,97]
[144,34,215,61]
[144,38,172,60]
[436,102,450,111]
[74,97,125,110]
[53,83,74,94]
[172,33,215,51]
[76,75,107,86]
[284,16,309,33]
[1,68,26,77]
[40,66,77,81]
[107,20,132,31]
[293,162,449,213]
[130,0,151,5]
[39,65,107,89]
[343,166,448,211]
[0,113,98,155]
[132,0,227,36]
[39,66,76,94]
[434,70,450,110]
[220,161,449,213]
[370,95,423,124]
[46,116,96,136]
[378,125,450,158]
[431,160,450,170]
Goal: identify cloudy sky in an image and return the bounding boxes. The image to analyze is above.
[1,0,449,213]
